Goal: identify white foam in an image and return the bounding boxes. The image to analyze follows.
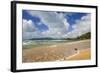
[49,45,57,48]
[66,51,80,59]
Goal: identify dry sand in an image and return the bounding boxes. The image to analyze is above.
[22,39,91,63]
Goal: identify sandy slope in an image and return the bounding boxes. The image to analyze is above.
[22,39,91,62]
[67,49,91,60]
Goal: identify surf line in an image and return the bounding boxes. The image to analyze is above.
[65,50,80,60]
[49,45,57,48]
[55,50,80,61]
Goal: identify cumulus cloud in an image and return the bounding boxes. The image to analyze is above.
[22,19,42,39]
[23,19,36,32]
[27,11,69,38]
[63,14,91,38]
[22,10,91,39]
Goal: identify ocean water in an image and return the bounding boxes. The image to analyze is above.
[22,40,73,49]
[23,40,68,45]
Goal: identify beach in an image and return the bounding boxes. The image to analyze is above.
[22,39,91,63]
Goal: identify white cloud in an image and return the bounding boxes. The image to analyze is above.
[22,19,42,39]
[63,14,91,38]
[27,11,69,38]
[23,31,43,40]
[23,11,91,39]
[23,19,36,32]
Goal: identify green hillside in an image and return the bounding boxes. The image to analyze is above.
[76,32,91,40]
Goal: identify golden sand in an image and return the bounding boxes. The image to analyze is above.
[22,40,91,62]
[67,49,91,60]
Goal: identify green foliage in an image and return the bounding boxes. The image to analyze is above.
[65,32,91,40]
[76,32,91,40]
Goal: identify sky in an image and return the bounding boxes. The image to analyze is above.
[22,10,91,40]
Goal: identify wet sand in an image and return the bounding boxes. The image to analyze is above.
[22,39,91,63]
[67,49,91,60]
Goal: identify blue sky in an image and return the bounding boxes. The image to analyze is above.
[23,10,48,32]
[22,10,91,39]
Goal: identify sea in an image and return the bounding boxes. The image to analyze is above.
[22,40,75,49]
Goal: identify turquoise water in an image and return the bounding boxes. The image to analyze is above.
[22,40,75,49]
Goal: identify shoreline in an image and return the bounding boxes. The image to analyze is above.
[22,39,91,63]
